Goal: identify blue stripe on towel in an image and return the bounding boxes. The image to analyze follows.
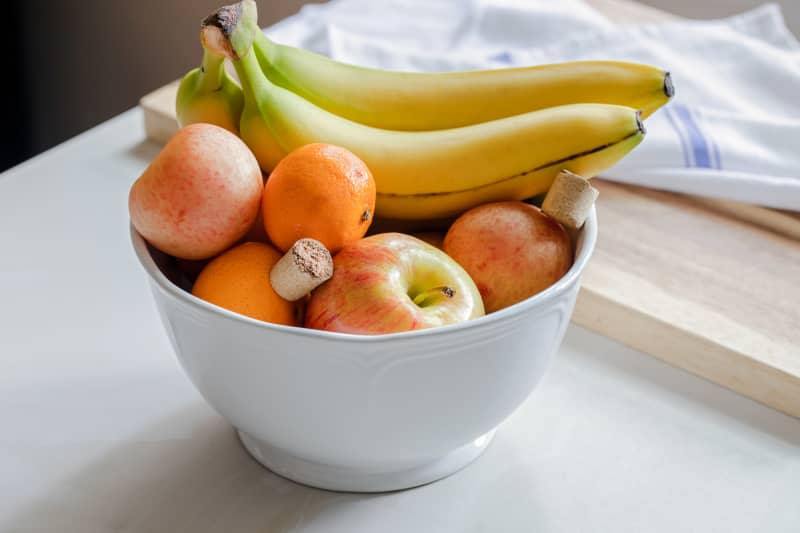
[710,133,722,169]
[697,108,723,170]
[672,103,713,169]
[490,51,513,64]
[664,106,691,168]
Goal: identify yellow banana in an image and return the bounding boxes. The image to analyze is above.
[375,128,642,219]
[175,46,243,134]
[202,1,646,220]
[253,31,672,130]
[235,47,644,219]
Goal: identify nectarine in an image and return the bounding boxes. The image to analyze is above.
[443,201,573,313]
[129,123,262,259]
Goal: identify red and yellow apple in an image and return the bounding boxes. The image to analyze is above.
[129,123,263,260]
[444,201,573,313]
[306,233,484,334]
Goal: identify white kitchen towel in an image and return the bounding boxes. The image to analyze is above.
[264,1,800,210]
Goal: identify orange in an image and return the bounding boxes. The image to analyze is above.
[192,242,297,325]
[262,143,376,253]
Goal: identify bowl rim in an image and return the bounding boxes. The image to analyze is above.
[130,207,597,343]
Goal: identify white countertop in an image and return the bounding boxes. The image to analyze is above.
[1,109,798,532]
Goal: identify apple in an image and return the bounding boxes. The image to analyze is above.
[305,233,484,334]
[129,123,263,260]
[443,201,573,313]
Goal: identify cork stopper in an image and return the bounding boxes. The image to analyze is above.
[541,170,599,230]
[269,238,334,301]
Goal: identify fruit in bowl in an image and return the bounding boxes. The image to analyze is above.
[192,241,298,326]
[128,123,262,260]
[128,126,595,491]
[444,201,573,313]
[262,143,376,253]
[306,233,484,335]
[128,0,672,492]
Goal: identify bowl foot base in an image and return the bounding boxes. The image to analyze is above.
[237,429,495,492]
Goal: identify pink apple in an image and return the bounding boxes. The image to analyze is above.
[443,201,573,313]
[129,123,263,260]
[305,233,484,335]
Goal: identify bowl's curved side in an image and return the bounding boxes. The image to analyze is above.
[130,209,597,470]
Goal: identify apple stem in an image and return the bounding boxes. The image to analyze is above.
[412,286,456,307]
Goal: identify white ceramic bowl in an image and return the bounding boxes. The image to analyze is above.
[131,209,597,492]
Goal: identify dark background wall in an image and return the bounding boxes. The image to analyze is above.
[0,0,308,172]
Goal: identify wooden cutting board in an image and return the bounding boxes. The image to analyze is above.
[138,0,800,417]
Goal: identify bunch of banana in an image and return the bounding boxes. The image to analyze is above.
[179,0,672,221]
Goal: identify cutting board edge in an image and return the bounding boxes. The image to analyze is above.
[574,284,800,418]
[141,82,180,145]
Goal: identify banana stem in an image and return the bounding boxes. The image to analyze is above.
[199,48,226,92]
[202,1,268,106]
[412,286,456,307]
[200,0,259,61]
[232,44,271,108]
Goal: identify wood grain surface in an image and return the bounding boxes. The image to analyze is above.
[138,0,800,416]
[575,180,800,415]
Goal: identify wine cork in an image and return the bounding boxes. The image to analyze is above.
[542,170,599,230]
[269,238,333,301]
